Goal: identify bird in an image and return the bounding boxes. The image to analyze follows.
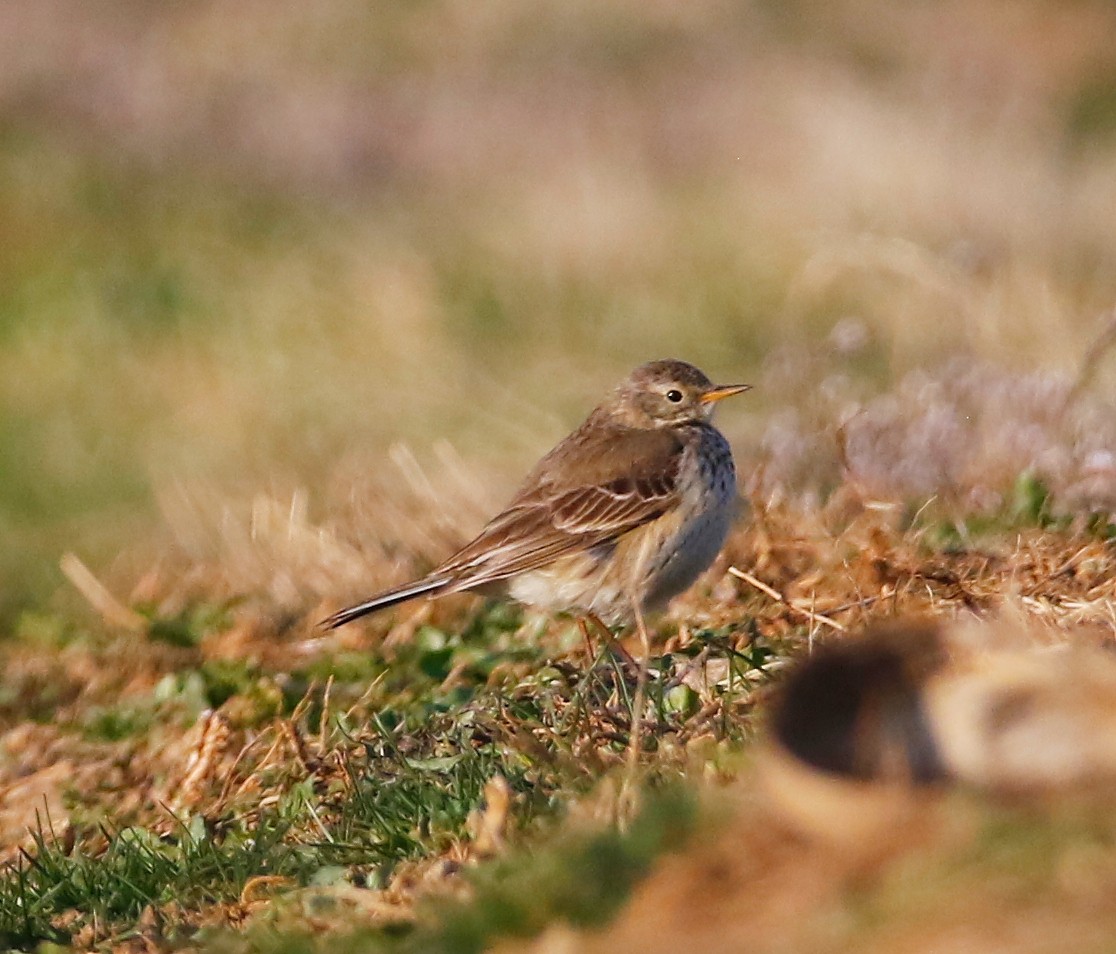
[322,359,750,631]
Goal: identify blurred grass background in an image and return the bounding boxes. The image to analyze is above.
[3,0,1116,627]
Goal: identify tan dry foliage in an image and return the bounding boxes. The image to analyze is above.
[507,630,1116,954]
[9,488,1116,945]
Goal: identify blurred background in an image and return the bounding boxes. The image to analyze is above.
[3,0,1116,626]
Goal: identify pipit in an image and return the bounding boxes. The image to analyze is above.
[323,359,749,631]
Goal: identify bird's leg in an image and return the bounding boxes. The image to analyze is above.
[586,612,614,647]
[625,602,651,764]
[619,527,657,825]
[582,611,640,679]
[576,616,597,665]
[619,599,653,827]
[576,612,622,672]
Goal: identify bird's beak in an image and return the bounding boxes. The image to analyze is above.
[700,383,752,404]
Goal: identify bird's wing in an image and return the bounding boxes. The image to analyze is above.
[436,426,686,588]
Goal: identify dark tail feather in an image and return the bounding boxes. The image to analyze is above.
[320,576,451,629]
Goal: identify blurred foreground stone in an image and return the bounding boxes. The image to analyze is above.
[764,617,1116,846]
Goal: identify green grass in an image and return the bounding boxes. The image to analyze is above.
[0,599,772,949]
[216,783,700,954]
[0,702,548,946]
[1,812,308,949]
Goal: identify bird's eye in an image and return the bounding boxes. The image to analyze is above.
[665,389,684,403]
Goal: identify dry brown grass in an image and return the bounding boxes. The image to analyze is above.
[6,472,1116,948]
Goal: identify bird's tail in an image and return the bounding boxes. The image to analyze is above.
[320,575,452,629]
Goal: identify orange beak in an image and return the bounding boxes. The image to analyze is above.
[700,383,752,404]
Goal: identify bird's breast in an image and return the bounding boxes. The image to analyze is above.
[639,426,738,609]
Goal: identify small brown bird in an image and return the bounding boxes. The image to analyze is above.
[323,359,749,630]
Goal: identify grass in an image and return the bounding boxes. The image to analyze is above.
[12,781,700,954]
[0,594,776,949]
[6,496,1116,949]
[3,1,1116,951]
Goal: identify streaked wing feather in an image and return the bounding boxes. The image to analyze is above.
[550,479,673,535]
[436,432,684,589]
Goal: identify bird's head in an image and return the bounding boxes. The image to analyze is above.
[610,359,751,428]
